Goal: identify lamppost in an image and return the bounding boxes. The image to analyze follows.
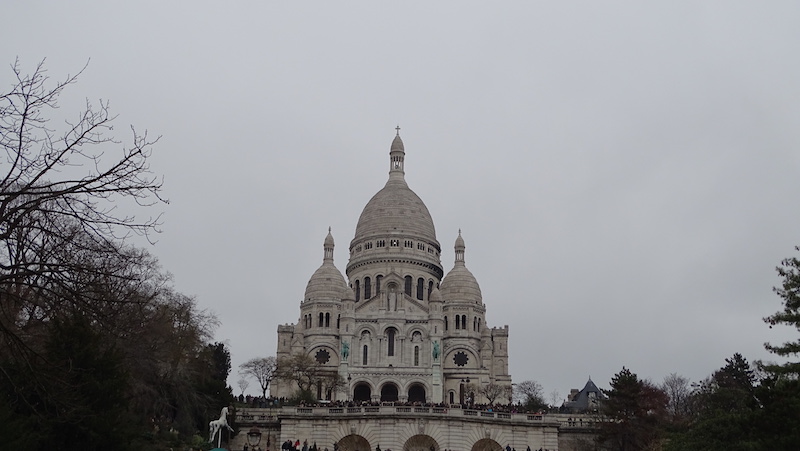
[247,427,263,451]
[348,374,352,402]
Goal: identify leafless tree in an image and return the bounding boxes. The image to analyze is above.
[513,380,547,410]
[661,372,691,422]
[549,389,561,407]
[476,382,512,405]
[1,59,165,320]
[237,377,250,396]
[240,356,277,399]
[275,353,344,401]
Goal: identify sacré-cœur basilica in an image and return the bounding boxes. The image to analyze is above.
[272,130,511,405]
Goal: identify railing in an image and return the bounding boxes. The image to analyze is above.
[237,406,550,424]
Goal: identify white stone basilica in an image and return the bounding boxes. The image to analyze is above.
[273,132,511,405]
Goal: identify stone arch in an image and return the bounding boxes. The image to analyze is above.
[380,382,399,402]
[408,383,426,403]
[381,322,403,335]
[403,434,440,451]
[470,439,503,451]
[357,325,377,340]
[353,382,372,402]
[337,434,370,451]
[407,326,427,341]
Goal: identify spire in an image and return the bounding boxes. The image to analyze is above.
[389,127,405,181]
[454,229,465,265]
[323,227,334,262]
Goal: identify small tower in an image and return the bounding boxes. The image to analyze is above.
[389,126,405,179]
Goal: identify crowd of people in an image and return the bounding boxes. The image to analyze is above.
[234,395,550,416]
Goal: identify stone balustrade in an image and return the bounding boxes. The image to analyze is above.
[235,406,548,424]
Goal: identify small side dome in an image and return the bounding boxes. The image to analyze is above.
[440,266,482,303]
[440,231,482,303]
[305,229,348,301]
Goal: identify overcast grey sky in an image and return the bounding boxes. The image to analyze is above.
[4,1,799,400]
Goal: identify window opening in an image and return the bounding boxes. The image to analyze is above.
[387,328,396,356]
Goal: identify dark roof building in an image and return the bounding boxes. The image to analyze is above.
[562,378,604,413]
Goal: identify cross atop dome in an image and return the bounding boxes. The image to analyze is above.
[395,125,401,136]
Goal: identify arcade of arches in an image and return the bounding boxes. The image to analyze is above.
[353,383,427,403]
[301,434,506,451]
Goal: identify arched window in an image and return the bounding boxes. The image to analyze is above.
[404,276,412,296]
[362,345,368,365]
[325,312,330,327]
[417,277,424,300]
[355,280,360,302]
[414,346,419,366]
[449,391,455,404]
[428,280,433,299]
[444,316,448,331]
[473,317,477,331]
[455,315,460,330]
[337,314,340,329]
[364,277,371,299]
[318,312,324,327]
[376,275,383,295]
[462,315,467,330]
[387,328,396,356]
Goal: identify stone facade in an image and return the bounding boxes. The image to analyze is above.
[273,132,511,404]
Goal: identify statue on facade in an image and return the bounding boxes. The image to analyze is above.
[342,340,350,360]
[209,406,234,445]
[432,341,440,361]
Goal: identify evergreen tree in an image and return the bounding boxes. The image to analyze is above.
[764,247,800,376]
[667,354,762,450]
[598,367,668,451]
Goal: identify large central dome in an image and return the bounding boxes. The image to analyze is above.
[347,132,442,280]
[352,179,437,243]
[351,134,438,246]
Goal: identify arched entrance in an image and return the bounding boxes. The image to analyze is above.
[470,439,502,451]
[408,384,426,403]
[337,434,370,451]
[353,383,371,402]
[380,383,399,402]
[403,434,439,451]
